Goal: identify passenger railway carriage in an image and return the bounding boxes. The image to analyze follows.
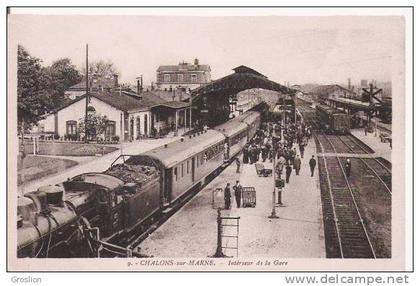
[17,109,262,258]
[124,129,226,206]
[236,111,261,140]
[216,118,248,161]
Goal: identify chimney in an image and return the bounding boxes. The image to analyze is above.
[119,86,122,96]
[137,78,141,95]
[348,78,351,90]
[194,58,199,66]
[113,74,119,88]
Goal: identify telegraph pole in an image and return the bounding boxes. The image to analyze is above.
[84,44,89,143]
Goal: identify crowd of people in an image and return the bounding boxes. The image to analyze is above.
[223,119,317,210]
[240,120,314,185]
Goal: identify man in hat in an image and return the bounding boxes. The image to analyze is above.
[345,158,351,177]
[309,155,317,177]
[233,180,243,208]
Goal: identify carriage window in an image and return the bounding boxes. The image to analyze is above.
[174,167,178,181]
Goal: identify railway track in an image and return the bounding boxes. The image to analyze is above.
[316,133,376,258]
[336,135,392,194]
[315,133,374,154]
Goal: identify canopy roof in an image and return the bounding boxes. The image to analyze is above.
[191,65,294,100]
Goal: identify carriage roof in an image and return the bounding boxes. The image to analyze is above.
[236,111,261,125]
[214,117,248,137]
[141,129,225,168]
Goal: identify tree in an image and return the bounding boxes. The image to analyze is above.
[45,58,82,107]
[84,60,119,83]
[17,45,54,130]
[77,113,111,141]
[18,46,84,131]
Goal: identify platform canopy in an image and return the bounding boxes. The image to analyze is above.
[191,65,295,100]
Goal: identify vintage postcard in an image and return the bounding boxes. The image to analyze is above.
[7,7,413,271]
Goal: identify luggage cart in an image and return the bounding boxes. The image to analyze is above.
[242,187,256,208]
[255,163,272,177]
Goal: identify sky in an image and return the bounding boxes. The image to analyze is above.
[9,14,405,86]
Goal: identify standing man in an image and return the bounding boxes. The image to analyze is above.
[285,163,292,184]
[224,183,231,209]
[345,159,351,177]
[309,155,317,177]
[235,157,241,173]
[233,180,243,208]
[293,155,302,175]
[299,141,305,158]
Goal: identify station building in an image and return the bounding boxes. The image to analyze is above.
[155,59,211,91]
[40,89,191,141]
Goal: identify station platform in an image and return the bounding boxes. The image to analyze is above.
[139,139,325,258]
[351,128,392,163]
[358,116,392,133]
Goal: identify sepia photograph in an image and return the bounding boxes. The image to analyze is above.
[6,7,413,272]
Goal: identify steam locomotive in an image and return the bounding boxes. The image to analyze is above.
[17,110,262,258]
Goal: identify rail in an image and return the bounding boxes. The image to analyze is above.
[316,134,344,258]
[337,135,392,195]
[322,134,376,258]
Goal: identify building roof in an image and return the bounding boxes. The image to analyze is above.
[232,65,267,78]
[191,65,292,99]
[309,84,355,97]
[157,63,211,73]
[154,101,190,109]
[51,90,168,114]
[327,97,373,111]
[49,89,190,116]
[67,77,116,90]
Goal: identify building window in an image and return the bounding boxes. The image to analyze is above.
[66,120,77,135]
[178,74,183,83]
[105,121,116,138]
[187,160,190,174]
[164,74,171,82]
[181,163,184,177]
[191,74,197,83]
